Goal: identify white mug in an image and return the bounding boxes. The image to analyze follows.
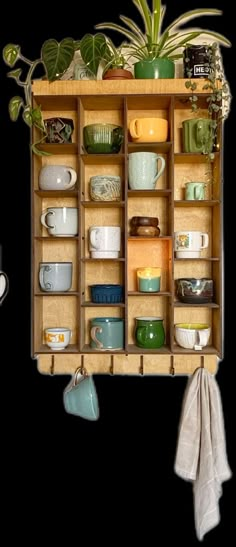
[39,262,72,292]
[89,226,121,255]
[175,323,211,350]
[39,165,77,191]
[44,327,72,350]
[41,207,78,236]
[174,230,209,258]
[128,152,166,190]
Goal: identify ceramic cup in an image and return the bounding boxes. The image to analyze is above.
[174,230,209,258]
[128,152,166,189]
[89,226,121,257]
[135,317,165,349]
[90,317,124,350]
[129,117,168,143]
[39,262,72,292]
[44,117,74,143]
[182,118,214,153]
[90,175,121,201]
[44,327,72,350]
[39,165,77,191]
[63,368,99,421]
[174,323,211,350]
[137,267,161,292]
[185,182,205,201]
[41,207,78,237]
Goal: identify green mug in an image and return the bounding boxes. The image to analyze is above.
[182,118,214,153]
[135,316,165,349]
[185,182,205,200]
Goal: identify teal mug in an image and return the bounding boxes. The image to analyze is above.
[185,182,205,200]
[135,316,165,349]
[63,367,99,420]
[90,317,124,350]
[182,118,214,153]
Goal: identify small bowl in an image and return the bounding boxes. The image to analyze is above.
[44,327,72,350]
[90,175,121,201]
[83,124,124,154]
[90,284,124,303]
[130,226,160,237]
[44,117,74,143]
[130,216,159,227]
[176,278,213,304]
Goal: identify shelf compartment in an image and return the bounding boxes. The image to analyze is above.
[80,155,125,201]
[34,239,78,293]
[128,189,171,197]
[174,96,219,153]
[127,344,171,354]
[35,190,78,198]
[128,142,172,153]
[33,295,78,355]
[37,344,79,354]
[34,194,78,238]
[174,307,222,357]
[82,205,125,258]
[128,196,171,236]
[174,153,220,201]
[81,261,125,304]
[81,201,125,208]
[128,291,171,296]
[127,295,170,347]
[80,306,125,351]
[128,238,172,293]
[37,144,78,155]
[174,200,220,207]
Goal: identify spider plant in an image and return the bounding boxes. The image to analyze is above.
[95,0,231,62]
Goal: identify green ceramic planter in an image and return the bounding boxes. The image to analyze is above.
[134,58,175,79]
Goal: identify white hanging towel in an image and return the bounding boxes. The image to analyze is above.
[174,367,232,541]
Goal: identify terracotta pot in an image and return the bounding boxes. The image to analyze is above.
[103,69,133,80]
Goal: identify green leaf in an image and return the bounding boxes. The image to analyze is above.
[73,40,80,51]
[185,81,191,89]
[31,144,51,156]
[8,96,24,121]
[119,16,146,45]
[3,43,20,67]
[22,106,32,127]
[42,38,75,81]
[7,68,22,81]
[80,34,109,76]
[152,0,161,43]
[95,22,141,47]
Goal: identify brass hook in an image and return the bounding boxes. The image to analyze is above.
[170,355,175,376]
[110,355,114,375]
[140,355,144,376]
[201,355,205,369]
[50,355,55,375]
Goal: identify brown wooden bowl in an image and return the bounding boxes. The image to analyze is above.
[130,216,159,227]
[130,226,160,237]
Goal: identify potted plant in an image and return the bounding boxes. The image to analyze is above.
[95,0,231,79]
[2,38,79,154]
[79,33,133,80]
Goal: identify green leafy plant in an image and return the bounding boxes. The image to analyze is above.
[79,33,131,77]
[3,39,79,155]
[95,0,231,62]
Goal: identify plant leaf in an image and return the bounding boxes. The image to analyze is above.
[152,0,161,43]
[3,43,20,67]
[163,9,231,46]
[31,144,51,156]
[22,106,33,127]
[95,23,141,47]
[42,38,75,81]
[80,33,109,76]
[7,68,22,81]
[133,0,152,36]
[8,96,24,121]
[119,16,146,45]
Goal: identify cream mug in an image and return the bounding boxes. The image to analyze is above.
[89,226,121,258]
[174,230,209,258]
[129,117,168,142]
[41,207,78,236]
[128,152,166,190]
[175,323,211,350]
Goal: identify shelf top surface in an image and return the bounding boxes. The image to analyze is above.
[32,79,217,97]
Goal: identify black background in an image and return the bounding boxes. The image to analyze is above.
[0,1,234,543]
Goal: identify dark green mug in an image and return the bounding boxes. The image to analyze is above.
[135,316,165,349]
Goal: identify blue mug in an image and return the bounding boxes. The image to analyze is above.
[63,368,99,420]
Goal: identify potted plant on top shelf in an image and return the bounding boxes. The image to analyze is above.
[79,33,133,80]
[95,0,231,79]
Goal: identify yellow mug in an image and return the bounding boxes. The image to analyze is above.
[129,117,168,143]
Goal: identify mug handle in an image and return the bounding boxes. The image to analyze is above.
[196,120,210,147]
[136,326,147,345]
[66,168,77,189]
[200,233,209,249]
[194,185,201,200]
[153,155,166,185]
[90,229,99,249]
[39,266,53,291]
[0,271,9,305]
[91,326,103,349]
[41,210,55,230]
[197,329,209,348]
[129,119,141,139]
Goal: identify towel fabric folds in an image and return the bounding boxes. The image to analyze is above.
[174,367,232,541]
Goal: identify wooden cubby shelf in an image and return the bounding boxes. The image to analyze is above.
[31,80,223,377]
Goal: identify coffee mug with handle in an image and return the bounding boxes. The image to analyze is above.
[63,367,99,420]
[41,207,78,236]
[174,230,209,258]
[39,262,72,292]
[128,152,166,189]
[185,182,205,201]
[39,165,77,191]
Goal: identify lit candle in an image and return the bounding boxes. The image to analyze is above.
[137,267,161,292]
